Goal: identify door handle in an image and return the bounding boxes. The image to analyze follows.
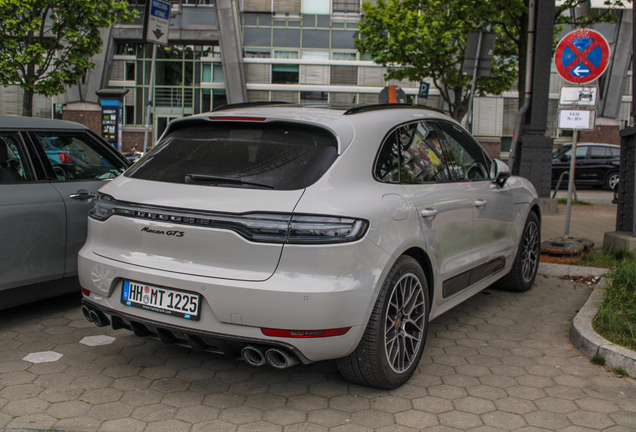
[420,208,438,218]
[70,191,97,201]
[474,199,487,208]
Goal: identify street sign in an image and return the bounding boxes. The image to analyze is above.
[559,86,598,106]
[419,82,430,99]
[462,32,496,77]
[554,29,610,84]
[558,109,596,130]
[145,0,170,46]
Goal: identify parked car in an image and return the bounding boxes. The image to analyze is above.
[613,179,619,204]
[0,117,130,309]
[552,142,620,190]
[79,103,540,389]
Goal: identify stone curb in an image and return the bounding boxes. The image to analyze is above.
[538,262,636,377]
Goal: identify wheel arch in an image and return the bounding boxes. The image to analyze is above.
[401,247,434,310]
[530,203,542,227]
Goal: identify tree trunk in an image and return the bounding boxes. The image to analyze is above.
[22,88,34,117]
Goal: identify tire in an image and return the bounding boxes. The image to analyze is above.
[494,211,540,293]
[336,256,429,389]
[605,171,619,191]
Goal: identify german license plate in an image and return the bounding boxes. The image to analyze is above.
[121,280,200,321]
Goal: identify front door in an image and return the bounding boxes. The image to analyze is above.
[435,121,516,276]
[392,122,475,305]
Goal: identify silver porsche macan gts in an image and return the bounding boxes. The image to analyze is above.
[79,103,541,389]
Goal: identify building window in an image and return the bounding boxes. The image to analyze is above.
[124,105,135,125]
[301,50,329,60]
[116,43,137,56]
[274,50,299,59]
[303,0,330,14]
[332,0,359,12]
[213,64,224,82]
[300,91,328,103]
[272,64,299,83]
[244,49,271,58]
[332,52,356,61]
[125,61,136,81]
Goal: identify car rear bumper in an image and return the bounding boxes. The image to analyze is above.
[78,238,393,362]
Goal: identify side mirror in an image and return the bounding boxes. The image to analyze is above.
[491,159,511,187]
[560,154,570,162]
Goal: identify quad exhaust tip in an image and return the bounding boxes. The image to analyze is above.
[82,305,110,328]
[241,346,300,369]
[241,346,267,367]
[265,348,299,369]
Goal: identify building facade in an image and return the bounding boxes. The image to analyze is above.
[0,0,632,156]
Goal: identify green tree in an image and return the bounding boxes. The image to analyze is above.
[356,0,521,121]
[0,0,136,117]
[357,0,630,121]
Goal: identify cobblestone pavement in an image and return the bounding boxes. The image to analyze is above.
[1,276,635,432]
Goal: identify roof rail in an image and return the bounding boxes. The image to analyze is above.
[343,103,448,116]
[212,101,290,112]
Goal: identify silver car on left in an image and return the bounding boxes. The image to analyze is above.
[0,116,130,309]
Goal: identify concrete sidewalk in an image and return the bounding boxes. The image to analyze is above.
[1,275,636,432]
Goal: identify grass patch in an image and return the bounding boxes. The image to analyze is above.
[613,367,629,377]
[556,198,594,206]
[592,253,636,351]
[580,248,636,269]
[591,354,606,366]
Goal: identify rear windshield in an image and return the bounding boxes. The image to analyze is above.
[127,121,338,190]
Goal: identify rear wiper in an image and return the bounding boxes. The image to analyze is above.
[185,174,274,189]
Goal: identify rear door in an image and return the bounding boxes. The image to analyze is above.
[0,131,66,290]
[394,122,475,302]
[28,130,129,277]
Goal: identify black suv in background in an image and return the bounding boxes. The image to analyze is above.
[552,143,620,190]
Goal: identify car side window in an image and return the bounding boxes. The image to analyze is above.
[31,131,125,181]
[610,147,620,157]
[437,122,490,181]
[374,129,402,183]
[400,122,452,184]
[590,146,607,159]
[0,132,33,183]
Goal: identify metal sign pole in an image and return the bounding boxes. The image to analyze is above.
[564,129,579,239]
[143,43,158,153]
[466,31,483,133]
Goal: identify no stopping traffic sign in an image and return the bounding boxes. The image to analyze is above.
[554,29,610,84]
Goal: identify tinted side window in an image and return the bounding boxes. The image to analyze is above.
[374,130,401,183]
[590,146,608,159]
[128,121,338,190]
[401,122,451,184]
[31,131,125,181]
[437,122,490,181]
[610,147,621,157]
[0,132,33,183]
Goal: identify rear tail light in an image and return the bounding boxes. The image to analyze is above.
[287,216,368,244]
[261,327,350,338]
[89,194,368,244]
[59,152,72,163]
[81,287,91,296]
